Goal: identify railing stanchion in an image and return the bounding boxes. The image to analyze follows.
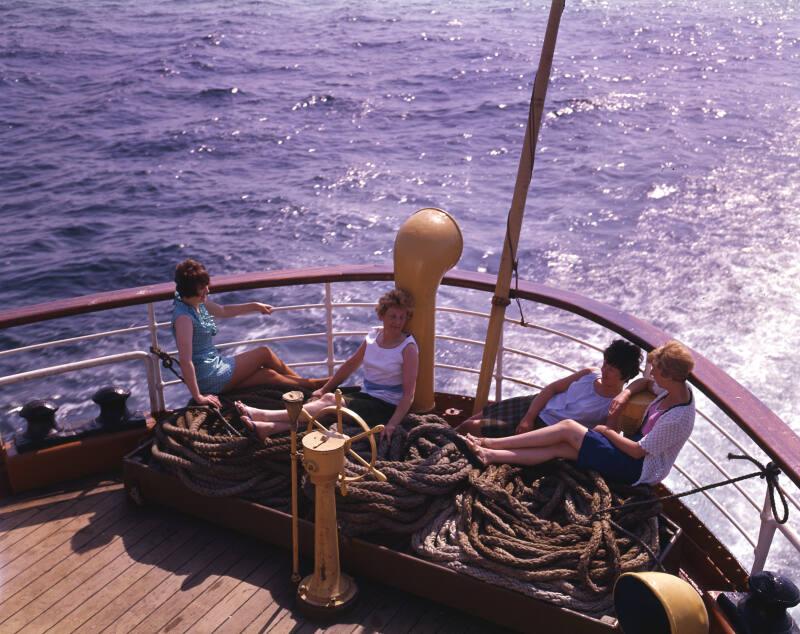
[751,484,779,574]
[147,303,166,413]
[325,283,335,377]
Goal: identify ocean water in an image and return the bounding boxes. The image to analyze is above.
[1,0,799,583]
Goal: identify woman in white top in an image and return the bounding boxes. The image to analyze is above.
[456,340,642,438]
[237,289,418,443]
[465,341,695,486]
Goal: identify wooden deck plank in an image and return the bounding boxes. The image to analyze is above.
[160,548,269,634]
[0,481,120,554]
[51,511,200,633]
[72,520,211,634]
[348,584,418,634]
[0,506,41,536]
[0,499,140,620]
[129,533,255,634]
[215,559,294,634]
[0,486,122,585]
[4,512,164,633]
[106,527,232,633]
[177,552,284,633]
[0,480,122,516]
[1,478,522,633]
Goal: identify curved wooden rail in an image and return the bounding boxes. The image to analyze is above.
[1,265,798,489]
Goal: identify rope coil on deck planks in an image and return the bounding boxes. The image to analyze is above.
[151,399,662,617]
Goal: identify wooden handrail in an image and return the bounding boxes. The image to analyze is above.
[1,264,798,489]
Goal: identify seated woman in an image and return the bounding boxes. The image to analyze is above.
[456,339,642,438]
[465,340,695,486]
[237,288,418,442]
[172,259,326,409]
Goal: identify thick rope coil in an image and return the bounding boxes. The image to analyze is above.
[151,405,299,509]
[152,401,662,617]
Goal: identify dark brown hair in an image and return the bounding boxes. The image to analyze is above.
[174,259,210,298]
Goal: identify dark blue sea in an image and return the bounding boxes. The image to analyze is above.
[1,0,799,578]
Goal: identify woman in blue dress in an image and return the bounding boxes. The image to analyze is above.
[172,259,326,408]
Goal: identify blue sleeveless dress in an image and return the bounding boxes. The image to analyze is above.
[171,293,236,394]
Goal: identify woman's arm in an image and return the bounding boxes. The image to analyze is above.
[174,315,220,408]
[311,342,367,398]
[382,344,419,441]
[515,368,593,434]
[205,298,272,319]
[607,377,653,422]
[594,425,646,459]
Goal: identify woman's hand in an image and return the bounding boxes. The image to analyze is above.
[381,423,397,444]
[311,388,327,400]
[515,418,534,435]
[594,424,614,437]
[254,303,273,315]
[195,394,221,409]
[608,390,631,418]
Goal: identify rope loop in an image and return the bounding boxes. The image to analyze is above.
[728,453,789,525]
[150,345,184,383]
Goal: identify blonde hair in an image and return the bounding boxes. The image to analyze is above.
[651,340,694,382]
[376,288,414,319]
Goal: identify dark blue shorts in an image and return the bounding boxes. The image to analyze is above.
[577,430,644,484]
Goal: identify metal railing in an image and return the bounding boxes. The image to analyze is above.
[0,269,796,576]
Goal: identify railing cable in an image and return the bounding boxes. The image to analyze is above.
[594,453,789,525]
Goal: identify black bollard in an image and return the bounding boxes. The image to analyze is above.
[92,386,133,428]
[19,400,58,442]
[718,571,800,634]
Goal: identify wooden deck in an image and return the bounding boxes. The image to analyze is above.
[0,475,507,633]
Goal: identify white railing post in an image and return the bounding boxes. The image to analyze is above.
[147,303,166,413]
[495,326,504,403]
[751,487,779,574]
[325,283,335,376]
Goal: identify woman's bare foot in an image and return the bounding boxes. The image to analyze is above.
[464,434,490,466]
[234,400,255,421]
[239,414,291,442]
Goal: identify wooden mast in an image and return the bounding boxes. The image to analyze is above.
[472,0,565,413]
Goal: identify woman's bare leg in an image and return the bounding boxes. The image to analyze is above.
[480,419,587,451]
[471,442,578,467]
[236,393,336,423]
[235,394,337,441]
[225,347,328,391]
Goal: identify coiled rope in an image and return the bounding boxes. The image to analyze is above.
[152,402,671,616]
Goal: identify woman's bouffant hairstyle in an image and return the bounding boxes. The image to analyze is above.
[603,339,642,382]
[650,340,694,382]
[175,259,210,298]
[376,288,414,319]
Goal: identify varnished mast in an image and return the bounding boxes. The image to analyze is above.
[473,0,565,413]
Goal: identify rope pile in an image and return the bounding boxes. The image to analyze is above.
[411,462,660,616]
[328,416,473,535]
[151,405,299,511]
[152,401,663,616]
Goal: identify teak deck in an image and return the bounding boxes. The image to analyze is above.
[0,475,506,633]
